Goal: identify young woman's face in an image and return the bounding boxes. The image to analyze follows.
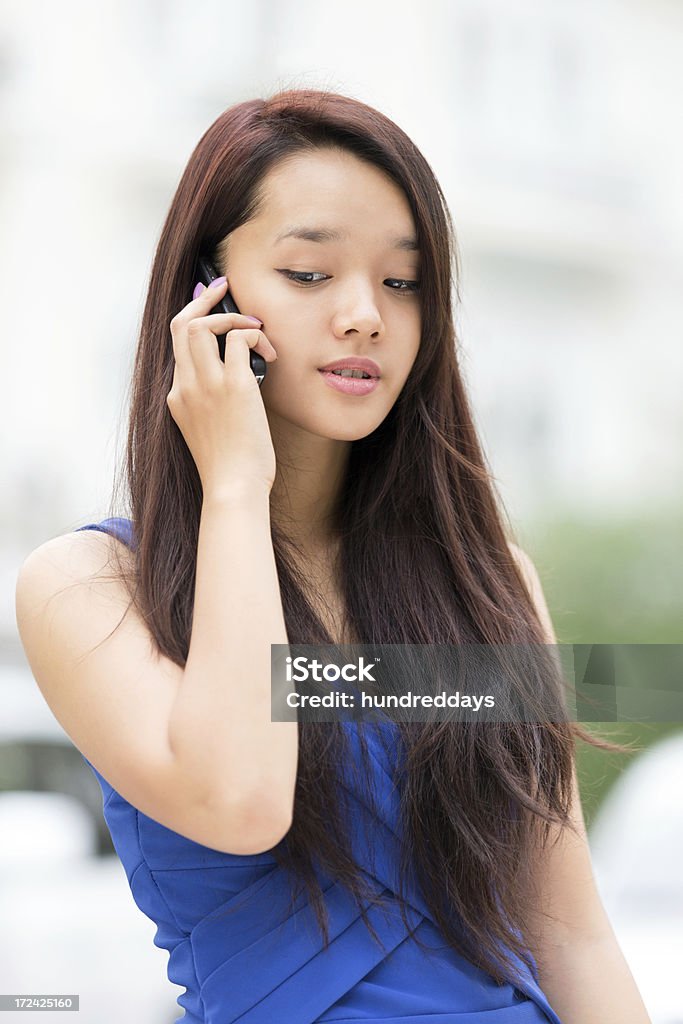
[220,148,422,441]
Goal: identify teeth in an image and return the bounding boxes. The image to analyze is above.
[331,368,371,378]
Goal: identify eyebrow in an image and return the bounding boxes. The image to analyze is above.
[274,224,420,252]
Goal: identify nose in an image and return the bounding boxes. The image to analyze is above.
[331,282,383,340]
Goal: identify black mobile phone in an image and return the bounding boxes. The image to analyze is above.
[196,255,266,386]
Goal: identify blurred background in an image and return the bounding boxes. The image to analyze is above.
[1,0,681,1021]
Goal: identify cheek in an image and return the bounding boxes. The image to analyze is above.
[402,328,421,368]
[262,311,325,366]
[262,332,313,370]
[259,339,319,400]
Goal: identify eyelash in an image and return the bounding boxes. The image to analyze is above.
[277,269,421,294]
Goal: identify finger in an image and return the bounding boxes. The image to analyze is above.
[191,312,264,332]
[187,314,277,362]
[166,357,192,411]
[172,307,261,340]
[222,327,264,381]
[170,288,262,371]
[186,277,251,321]
[189,326,276,381]
[172,275,256,333]
[192,276,227,304]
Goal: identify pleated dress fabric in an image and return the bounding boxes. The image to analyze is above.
[75,518,563,1024]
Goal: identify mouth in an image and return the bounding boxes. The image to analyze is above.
[318,369,378,380]
[317,358,382,379]
[317,369,381,395]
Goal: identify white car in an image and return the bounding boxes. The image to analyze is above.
[589,731,683,1024]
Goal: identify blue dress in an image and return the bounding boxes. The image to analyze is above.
[75,517,563,1024]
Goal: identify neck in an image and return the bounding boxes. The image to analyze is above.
[267,411,352,551]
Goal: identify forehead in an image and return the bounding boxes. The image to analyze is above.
[255,149,418,244]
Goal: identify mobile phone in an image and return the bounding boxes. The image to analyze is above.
[196,255,266,386]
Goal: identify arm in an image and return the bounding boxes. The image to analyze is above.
[168,483,298,835]
[15,495,295,855]
[509,544,652,1024]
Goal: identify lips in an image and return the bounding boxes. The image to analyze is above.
[317,357,381,378]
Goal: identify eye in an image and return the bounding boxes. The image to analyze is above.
[385,279,421,294]
[277,270,329,286]
[277,270,420,293]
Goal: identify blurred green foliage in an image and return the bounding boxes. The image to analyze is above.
[521,508,683,827]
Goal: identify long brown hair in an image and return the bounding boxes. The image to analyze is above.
[101,87,625,986]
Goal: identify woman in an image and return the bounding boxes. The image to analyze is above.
[15,88,650,1023]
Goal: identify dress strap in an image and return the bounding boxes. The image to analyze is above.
[74,517,136,552]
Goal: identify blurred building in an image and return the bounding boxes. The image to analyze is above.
[0,5,678,1019]
[1,0,682,644]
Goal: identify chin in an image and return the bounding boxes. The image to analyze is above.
[313,412,390,442]
[275,410,384,442]
[265,386,392,440]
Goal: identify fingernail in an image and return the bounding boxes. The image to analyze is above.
[208,276,227,289]
[246,316,262,323]
[192,282,205,299]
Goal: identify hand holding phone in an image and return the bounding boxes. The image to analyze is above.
[165,261,278,495]
[197,256,267,385]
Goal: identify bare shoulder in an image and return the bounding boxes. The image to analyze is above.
[21,525,135,581]
[14,524,284,854]
[506,541,557,645]
[14,522,168,755]
[507,540,533,576]
[17,527,138,622]
[507,540,543,595]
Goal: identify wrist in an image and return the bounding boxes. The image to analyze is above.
[201,479,272,507]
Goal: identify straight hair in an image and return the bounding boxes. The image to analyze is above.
[100,87,626,986]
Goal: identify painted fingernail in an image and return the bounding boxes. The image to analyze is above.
[193,282,205,299]
[245,316,262,323]
[208,276,227,289]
